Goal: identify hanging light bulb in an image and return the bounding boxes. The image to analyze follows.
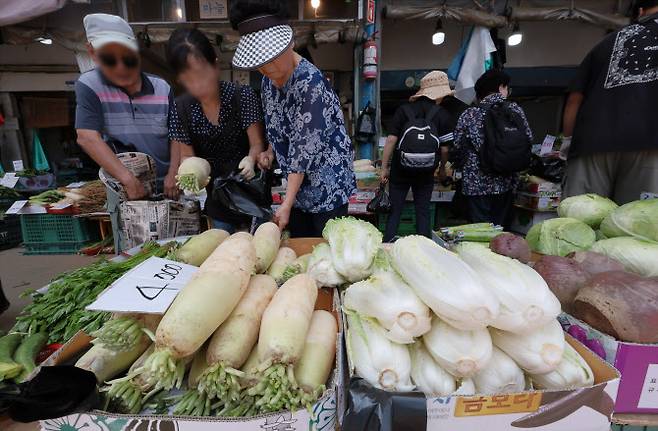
[35,36,52,45]
[311,0,320,9]
[508,23,523,46]
[432,19,445,45]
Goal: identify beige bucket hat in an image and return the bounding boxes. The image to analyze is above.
[410,71,455,102]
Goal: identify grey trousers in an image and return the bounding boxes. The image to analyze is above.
[563,150,658,204]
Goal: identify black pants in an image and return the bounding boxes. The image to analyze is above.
[289,203,349,238]
[466,191,514,227]
[385,180,433,242]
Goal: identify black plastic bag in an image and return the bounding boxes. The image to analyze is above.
[367,183,391,214]
[212,170,273,220]
[528,155,565,183]
[0,366,99,422]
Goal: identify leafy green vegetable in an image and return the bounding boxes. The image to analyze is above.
[600,198,658,242]
[557,194,618,228]
[12,242,173,343]
[591,237,658,277]
[526,218,596,257]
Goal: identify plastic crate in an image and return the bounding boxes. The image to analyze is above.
[379,203,437,237]
[20,214,99,255]
[0,215,21,250]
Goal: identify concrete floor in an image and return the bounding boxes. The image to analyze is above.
[0,247,98,430]
[0,247,97,332]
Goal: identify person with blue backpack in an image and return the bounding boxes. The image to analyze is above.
[452,69,533,227]
[380,71,456,241]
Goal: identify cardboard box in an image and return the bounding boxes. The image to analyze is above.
[40,238,346,431]
[515,192,561,211]
[343,308,620,431]
[510,206,558,235]
[560,313,658,417]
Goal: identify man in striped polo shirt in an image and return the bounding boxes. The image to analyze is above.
[75,13,179,199]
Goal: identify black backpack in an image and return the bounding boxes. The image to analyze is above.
[395,104,442,173]
[479,101,532,175]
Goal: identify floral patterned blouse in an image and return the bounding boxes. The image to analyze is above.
[261,58,356,213]
[452,93,533,196]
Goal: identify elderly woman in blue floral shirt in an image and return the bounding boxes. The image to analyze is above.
[230,2,356,237]
[452,70,533,226]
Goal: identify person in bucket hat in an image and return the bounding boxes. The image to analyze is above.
[380,71,456,241]
[229,1,356,237]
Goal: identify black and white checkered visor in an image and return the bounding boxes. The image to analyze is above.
[232,25,294,70]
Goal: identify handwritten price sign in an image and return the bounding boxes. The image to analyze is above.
[87,257,198,314]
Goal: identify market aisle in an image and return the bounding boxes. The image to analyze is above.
[0,247,97,331]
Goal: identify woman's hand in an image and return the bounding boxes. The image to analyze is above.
[273,202,292,231]
[238,156,256,180]
[380,167,390,184]
[164,170,180,200]
[257,149,274,170]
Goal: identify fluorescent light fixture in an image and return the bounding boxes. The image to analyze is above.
[176,7,183,19]
[508,23,522,46]
[36,37,52,45]
[311,0,320,9]
[432,19,445,45]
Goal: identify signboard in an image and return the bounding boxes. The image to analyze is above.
[0,173,19,188]
[87,257,198,314]
[539,135,556,156]
[367,0,376,24]
[12,160,24,172]
[199,0,228,19]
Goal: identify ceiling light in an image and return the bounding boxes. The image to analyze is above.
[432,19,445,45]
[508,23,523,46]
[311,0,320,9]
[36,37,52,45]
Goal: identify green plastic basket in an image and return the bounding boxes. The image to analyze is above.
[20,214,99,254]
[379,203,437,237]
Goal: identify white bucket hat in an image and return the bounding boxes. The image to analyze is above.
[232,14,294,70]
[83,13,138,52]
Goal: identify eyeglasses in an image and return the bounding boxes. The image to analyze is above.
[99,53,139,69]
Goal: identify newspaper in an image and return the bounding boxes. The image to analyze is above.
[119,199,201,250]
[99,152,201,252]
[98,152,157,200]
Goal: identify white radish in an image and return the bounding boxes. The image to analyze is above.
[176,157,211,194]
[198,275,277,401]
[267,247,297,286]
[247,274,318,414]
[75,337,150,383]
[253,223,281,273]
[294,310,337,396]
[176,229,230,266]
[137,233,255,392]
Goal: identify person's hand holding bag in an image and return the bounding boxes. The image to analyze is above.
[238,156,256,180]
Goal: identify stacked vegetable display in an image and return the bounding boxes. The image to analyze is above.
[72,225,338,418]
[526,194,658,346]
[335,224,594,397]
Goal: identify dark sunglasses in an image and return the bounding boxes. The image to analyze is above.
[99,53,139,69]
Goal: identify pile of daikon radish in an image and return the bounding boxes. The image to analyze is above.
[75,225,338,417]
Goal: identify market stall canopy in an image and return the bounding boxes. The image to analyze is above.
[384,0,632,29]
[0,0,68,26]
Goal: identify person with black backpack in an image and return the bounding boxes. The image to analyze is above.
[381,71,456,241]
[452,70,533,226]
[166,28,268,232]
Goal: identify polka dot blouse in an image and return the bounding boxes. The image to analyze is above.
[168,81,263,171]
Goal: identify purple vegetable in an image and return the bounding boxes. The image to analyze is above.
[584,338,606,360]
[567,325,588,343]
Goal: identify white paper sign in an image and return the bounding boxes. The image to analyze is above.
[87,257,198,314]
[5,200,27,214]
[641,192,658,200]
[539,135,556,156]
[199,0,228,19]
[12,160,24,171]
[638,364,658,408]
[66,181,87,188]
[0,173,19,188]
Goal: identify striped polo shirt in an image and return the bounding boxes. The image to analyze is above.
[74,69,171,178]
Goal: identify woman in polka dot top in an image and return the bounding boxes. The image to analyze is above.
[166,28,267,232]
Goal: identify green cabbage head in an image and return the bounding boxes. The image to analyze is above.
[526,217,596,256]
[591,237,658,277]
[557,194,618,228]
[600,199,658,242]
